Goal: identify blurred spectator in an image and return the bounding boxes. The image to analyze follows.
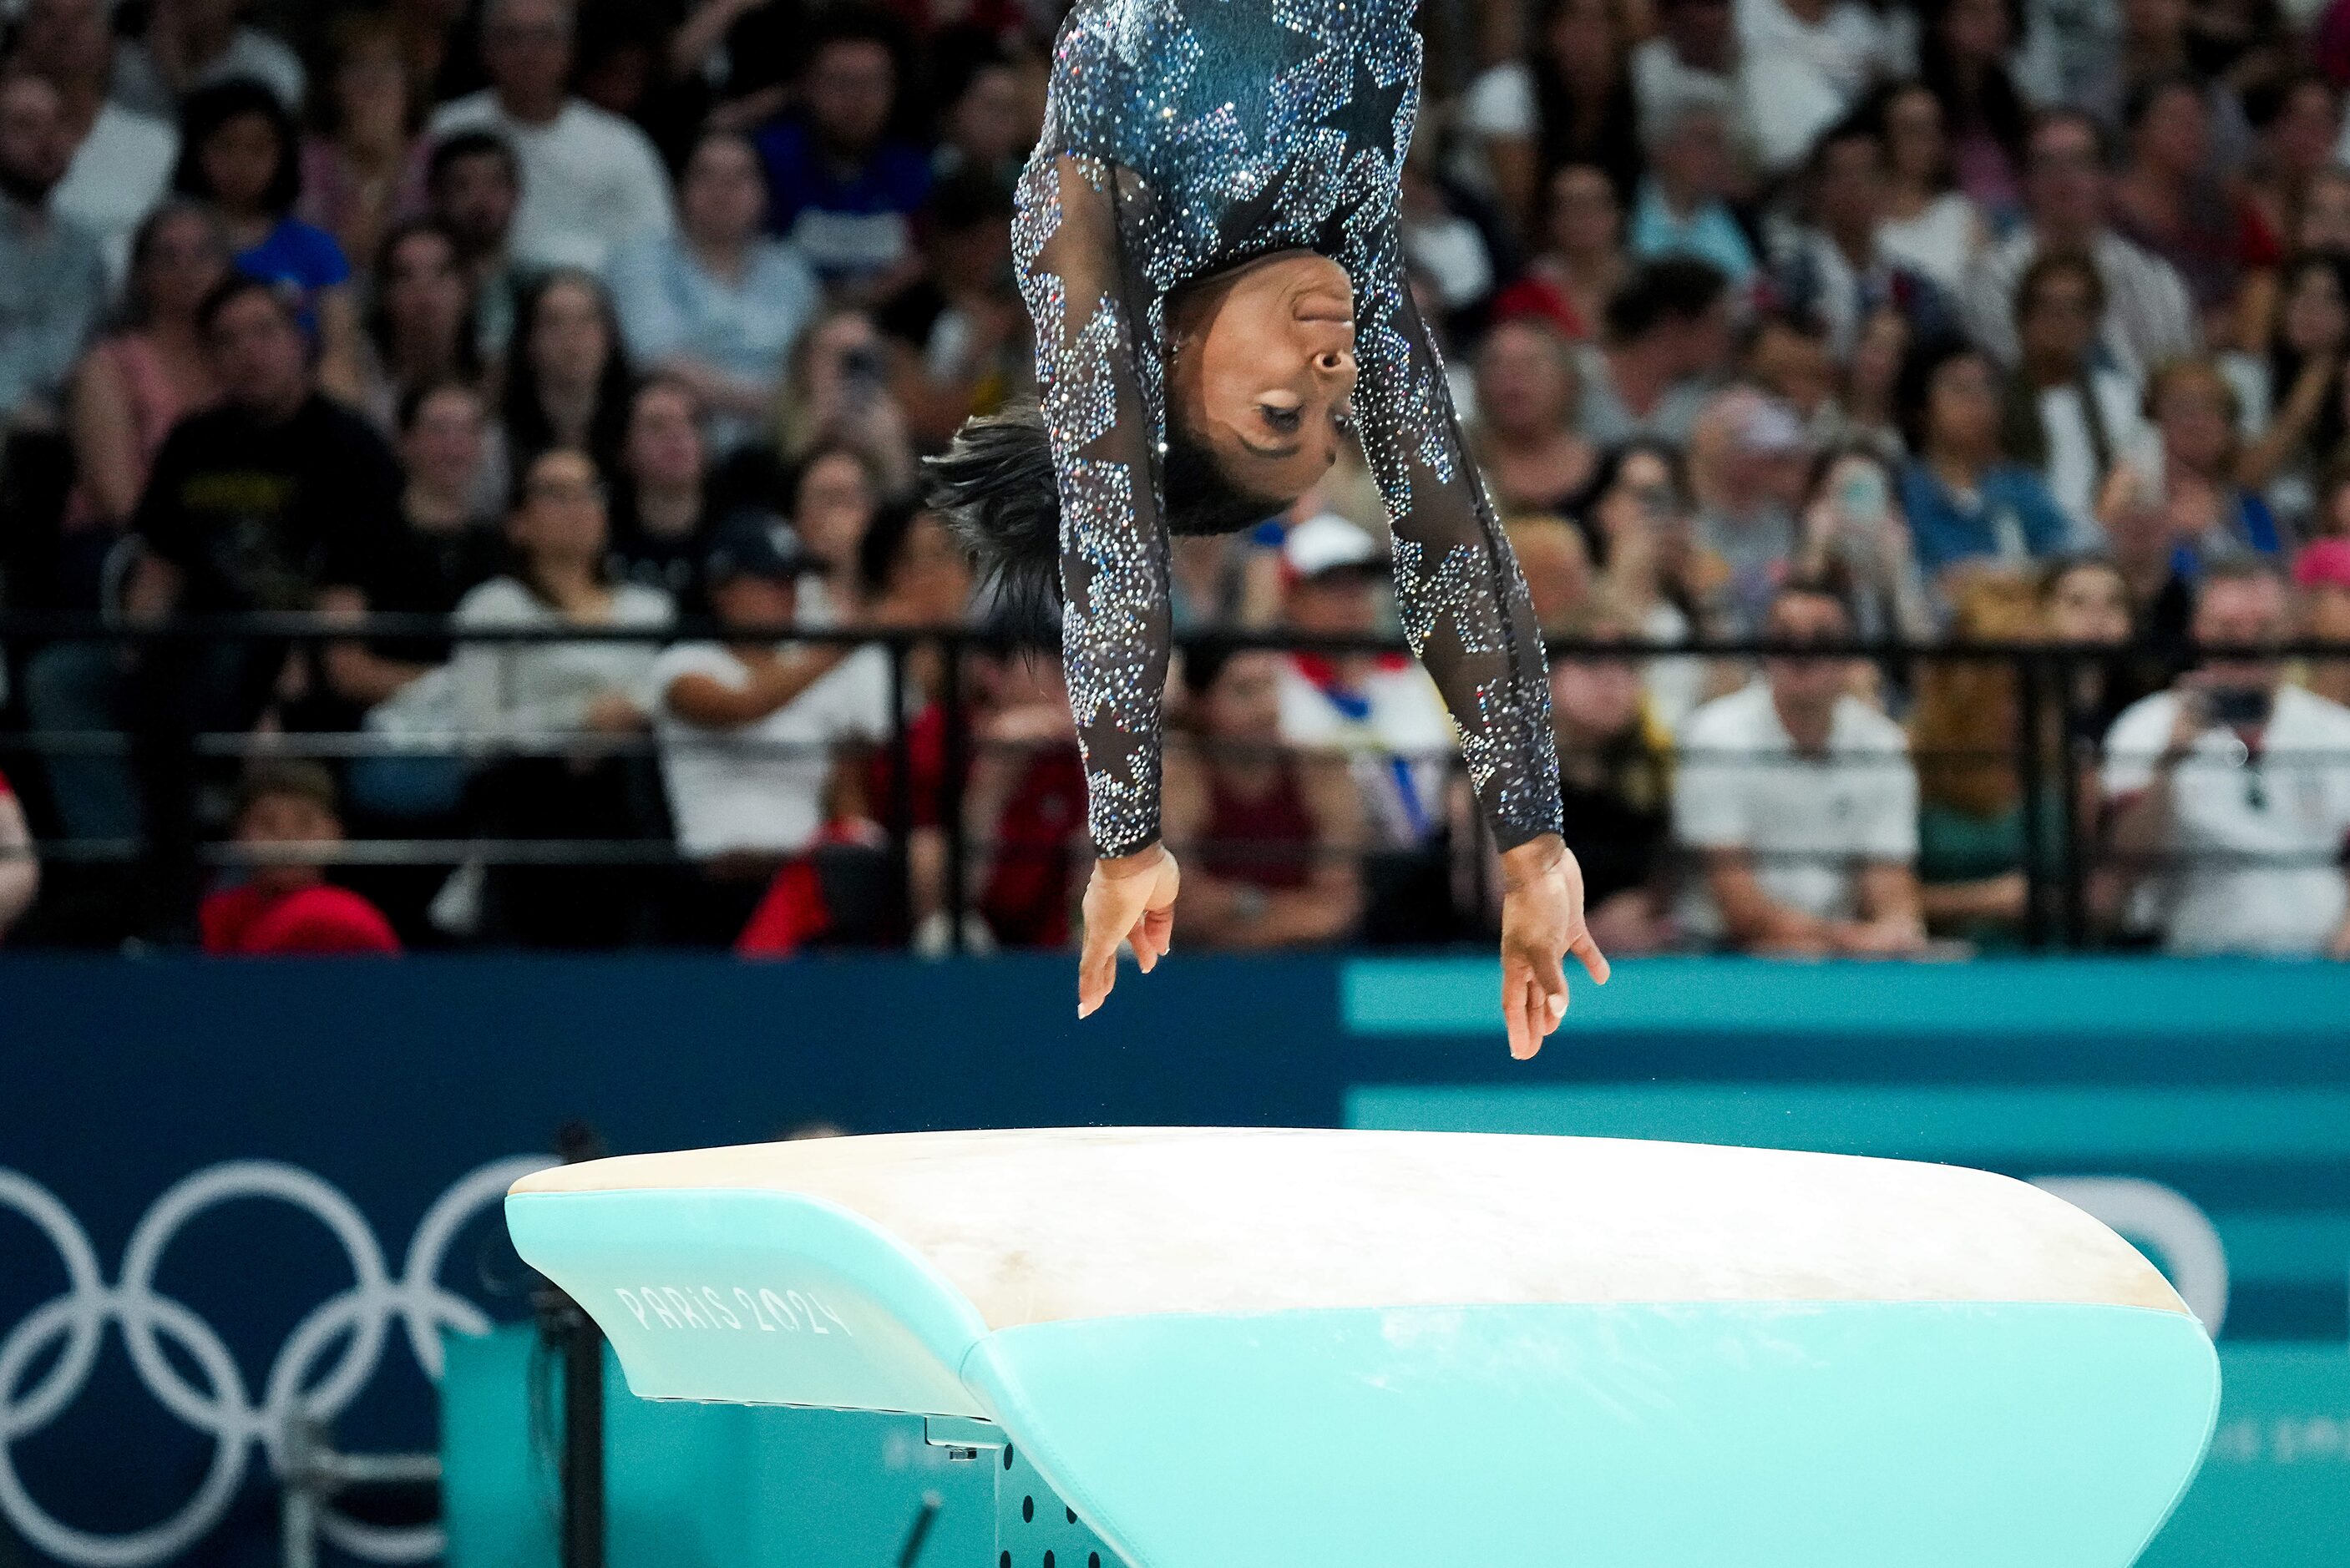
[1918,0,2030,215]
[611,375,719,602]
[929,44,1035,187]
[1895,336,2076,581]
[360,219,487,438]
[777,306,916,493]
[793,443,885,623]
[2109,75,2264,332]
[2103,556,2350,954]
[1909,572,2049,943]
[172,79,362,401]
[112,0,305,119]
[1839,301,1912,454]
[12,0,177,274]
[874,169,1025,450]
[1469,316,1597,514]
[449,446,674,946]
[2000,250,2150,529]
[2099,357,2283,566]
[611,128,820,454]
[503,268,632,477]
[1460,0,1643,234]
[1162,643,1364,948]
[0,766,35,942]
[0,71,107,427]
[1673,579,1927,954]
[2237,250,2350,510]
[1398,144,1499,328]
[2016,0,2120,114]
[651,520,890,944]
[1546,595,1674,953]
[1870,80,1987,297]
[1740,310,1839,438]
[1490,164,1627,341]
[1577,438,1707,726]
[423,129,523,358]
[2037,553,2149,746]
[1772,118,1954,362]
[1629,80,1755,286]
[1573,255,1731,446]
[63,200,224,538]
[1274,513,1452,847]
[2294,164,2350,253]
[1633,0,1739,144]
[301,13,420,274]
[199,761,399,955]
[754,8,927,295]
[1962,109,2198,383]
[2238,76,2340,313]
[1686,387,1809,633]
[1735,0,1899,178]
[1796,443,1935,639]
[1506,514,1596,630]
[965,645,1086,948]
[2296,535,2350,706]
[428,0,675,275]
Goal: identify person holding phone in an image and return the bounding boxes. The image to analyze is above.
[2101,557,2350,956]
[1797,446,1935,642]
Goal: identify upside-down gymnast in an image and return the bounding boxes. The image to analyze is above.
[930,0,1608,1057]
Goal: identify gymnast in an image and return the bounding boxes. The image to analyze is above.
[929,0,1608,1056]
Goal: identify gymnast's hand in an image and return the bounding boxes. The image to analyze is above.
[1076,844,1182,1019]
[1498,835,1610,1060]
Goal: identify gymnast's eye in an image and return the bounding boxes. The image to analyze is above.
[1259,403,1304,435]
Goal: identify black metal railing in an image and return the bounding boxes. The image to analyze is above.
[3,612,2346,953]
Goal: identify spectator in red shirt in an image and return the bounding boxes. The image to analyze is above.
[0,768,38,943]
[200,761,401,956]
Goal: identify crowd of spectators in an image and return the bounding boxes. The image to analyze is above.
[0,0,2347,959]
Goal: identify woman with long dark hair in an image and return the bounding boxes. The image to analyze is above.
[1916,0,2030,219]
[501,269,634,480]
[927,0,1607,1052]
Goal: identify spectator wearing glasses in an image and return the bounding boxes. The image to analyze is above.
[1672,578,1927,955]
[1160,642,1365,950]
[2102,557,2350,955]
[428,0,675,275]
[1963,108,2198,387]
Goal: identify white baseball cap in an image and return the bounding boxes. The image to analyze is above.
[1283,513,1382,579]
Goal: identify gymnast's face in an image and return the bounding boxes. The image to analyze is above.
[1173,251,1360,502]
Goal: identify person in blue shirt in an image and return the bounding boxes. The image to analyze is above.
[752,10,929,298]
[1628,79,1756,286]
[1894,334,2078,582]
[172,78,362,401]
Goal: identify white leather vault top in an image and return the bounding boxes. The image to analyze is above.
[507,1126,2188,1329]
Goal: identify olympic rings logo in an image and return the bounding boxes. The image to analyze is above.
[0,1155,553,1567]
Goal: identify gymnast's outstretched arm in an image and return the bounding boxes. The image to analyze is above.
[1345,235,1609,1055]
[1013,151,1182,1015]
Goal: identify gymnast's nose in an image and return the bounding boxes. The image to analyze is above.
[1314,342,1358,390]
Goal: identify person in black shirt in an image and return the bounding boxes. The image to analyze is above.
[610,375,719,607]
[1545,595,1674,954]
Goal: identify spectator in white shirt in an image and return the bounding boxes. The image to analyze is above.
[1962,108,2197,384]
[13,0,177,277]
[1674,579,1928,953]
[427,0,674,276]
[1633,0,1740,144]
[1734,0,1898,177]
[651,520,893,942]
[109,0,304,119]
[1999,249,2149,532]
[2102,558,2350,956]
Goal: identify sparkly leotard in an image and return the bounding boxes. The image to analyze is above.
[1017,0,1564,857]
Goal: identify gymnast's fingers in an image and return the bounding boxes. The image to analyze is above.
[1537,950,1569,1036]
[1135,903,1174,972]
[1502,960,1535,1060]
[1076,924,1120,1019]
[1570,929,1612,987]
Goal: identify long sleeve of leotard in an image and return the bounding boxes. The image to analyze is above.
[1013,149,1173,859]
[1344,234,1565,851]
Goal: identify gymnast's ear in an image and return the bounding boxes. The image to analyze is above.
[927,404,1063,627]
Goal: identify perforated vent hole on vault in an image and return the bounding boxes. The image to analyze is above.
[996,1437,1130,1568]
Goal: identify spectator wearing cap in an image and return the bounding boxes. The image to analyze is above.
[1628,80,1756,287]
[1673,579,1927,955]
[1961,109,2197,387]
[428,0,675,275]
[111,0,305,121]
[2298,537,2350,711]
[650,519,893,943]
[1274,513,1453,848]
[753,8,929,296]
[199,762,401,956]
[0,766,36,943]
[1893,336,2077,586]
[2102,558,2350,956]
[1686,388,1810,635]
[610,129,822,456]
[1161,641,1365,950]
[1573,256,1733,448]
[0,71,108,429]
[11,0,178,276]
